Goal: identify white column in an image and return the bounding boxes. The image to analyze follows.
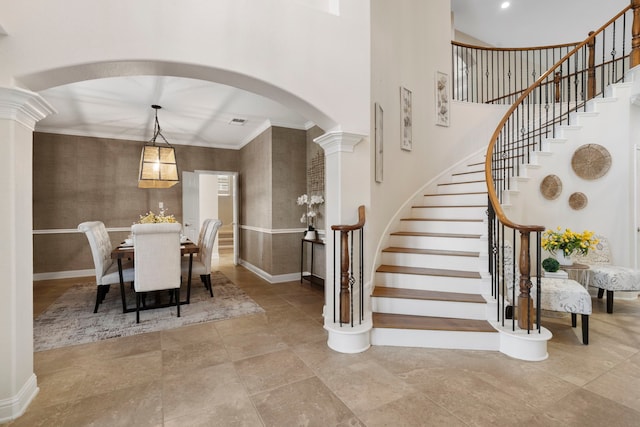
[0,87,54,422]
[315,130,372,353]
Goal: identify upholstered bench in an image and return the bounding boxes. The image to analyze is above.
[537,278,591,345]
[507,277,591,344]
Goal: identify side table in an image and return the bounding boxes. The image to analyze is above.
[300,238,325,287]
[559,263,590,288]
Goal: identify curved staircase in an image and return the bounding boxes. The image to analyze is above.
[371,158,500,351]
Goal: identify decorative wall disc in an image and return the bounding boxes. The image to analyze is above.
[571,144,611,180]
[569,192,588,210]
[540,174,562,200]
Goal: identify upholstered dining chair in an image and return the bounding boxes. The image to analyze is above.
[131,222,183,323]
[78,221,135,313]
[571,235,640,313]
[182,219,222,297]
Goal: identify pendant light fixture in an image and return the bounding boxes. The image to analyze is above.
[138,104,179,189]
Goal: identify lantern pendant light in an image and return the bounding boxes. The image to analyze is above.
[138,104,179,189]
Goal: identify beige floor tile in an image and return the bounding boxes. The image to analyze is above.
[358,393,467,427]
[315,358,418,415]
[162,362,249,421]
[29,368,87,408]
[162,340,231,373]
[234,349,315,395]
[220,330,289,361]
[251,377,363,427]
[583,354,640,411]
[62,381,163,427]
[521,388,640,427]
[6,402,71,427]
[164,397,264,427]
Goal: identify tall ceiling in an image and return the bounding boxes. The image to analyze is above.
[34,0,630,149]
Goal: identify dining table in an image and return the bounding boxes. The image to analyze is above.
[110,240,200,313]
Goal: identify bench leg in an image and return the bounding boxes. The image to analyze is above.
[597,288,604,299]
[606,290,614,313]
[582,314,589,345]
[571,313,577,327]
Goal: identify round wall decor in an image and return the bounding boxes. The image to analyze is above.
[571,144,611,180]
[569,192,588,210]
[540,174,562,200]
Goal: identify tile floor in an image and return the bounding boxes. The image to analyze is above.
[9,255,640,426]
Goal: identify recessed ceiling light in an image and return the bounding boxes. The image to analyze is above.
[501,1,510,9]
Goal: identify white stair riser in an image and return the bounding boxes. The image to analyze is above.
[375,272,489,294]
[381,252,480,271]
[372,297,488,320]
[437,181,486,194]
[423,193,487,205]
[410,206,486,220]
[388,235,483,251]
[371,328,500,351]
[399,220,485,234]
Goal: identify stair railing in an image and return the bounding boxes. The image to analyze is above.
[331,205,365,326]
[481,2,638,330]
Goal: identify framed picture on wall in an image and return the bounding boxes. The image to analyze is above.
[375,102,383,183]
[400,86,412,151]
[435,71,450,127]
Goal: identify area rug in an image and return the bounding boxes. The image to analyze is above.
[34,271,265,351]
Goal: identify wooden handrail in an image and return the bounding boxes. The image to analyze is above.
[331,205,366,232]
[484,4,633,231]
[452,40,581,52]
[483,2,635,329]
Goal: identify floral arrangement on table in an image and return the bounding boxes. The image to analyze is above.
[137,211,178,224]
[297,193,324,230]
[541,227,598,256]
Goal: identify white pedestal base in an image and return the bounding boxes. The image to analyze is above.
[325,321,372,354]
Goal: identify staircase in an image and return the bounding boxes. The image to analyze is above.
[371,158,500,351]
[218,225,234,254]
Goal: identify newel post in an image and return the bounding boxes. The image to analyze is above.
[517,231,535,330]
[633,0,640,68]
[587,31,596,100]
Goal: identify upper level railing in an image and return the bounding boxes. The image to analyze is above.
[454,1,639,330]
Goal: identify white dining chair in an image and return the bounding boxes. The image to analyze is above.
[182,219,222,297]
[78,221,135,313]
[131,222,183,323]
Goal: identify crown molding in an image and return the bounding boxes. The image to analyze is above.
[0,87,56,130]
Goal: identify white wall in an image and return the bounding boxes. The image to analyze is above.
[0,0,370,135]
[369,0,504,273]
[504,72,640,267]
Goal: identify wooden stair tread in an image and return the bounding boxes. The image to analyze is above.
[382,247,479,257]
[372,313,496,333]
[390,231,481,239]
[452,170,484,176]
[438,180,485,186]
[424,191,486,196]
[376,265,481,279]
[411,205,486,208]
[400,218,483,222]
[372,286,486,304]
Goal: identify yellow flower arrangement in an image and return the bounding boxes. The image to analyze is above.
[138,211,178,224]
[541,227,598,256]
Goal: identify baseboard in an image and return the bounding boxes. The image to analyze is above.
[238,260,301,284]
[0,374,38,423]
[33,269,94,281]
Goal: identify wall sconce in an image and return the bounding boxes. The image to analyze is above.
[138,104,179,189]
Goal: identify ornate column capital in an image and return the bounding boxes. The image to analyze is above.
[314,131,366,155]
[0,87,55,130]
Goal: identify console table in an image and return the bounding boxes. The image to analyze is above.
[300,238,324,287]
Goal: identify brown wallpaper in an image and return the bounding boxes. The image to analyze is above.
[33,127,322,278]
[33,132,239,274]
